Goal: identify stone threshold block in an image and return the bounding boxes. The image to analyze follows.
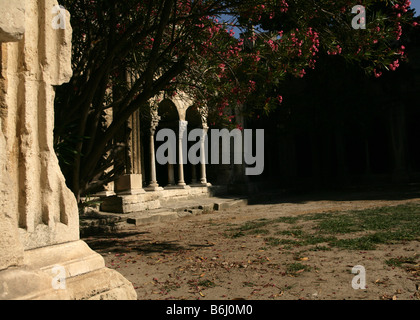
[164,185,192,190]
[0,240,136,300]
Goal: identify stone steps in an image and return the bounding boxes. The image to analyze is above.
[80,197,248,236]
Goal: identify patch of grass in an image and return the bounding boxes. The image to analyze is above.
[301,234,337,245]
[330,236,378,250]
[317,215,359,234]
[264,237,300,246]
[308,245,332,251]
[275,229,304,237]
[224,220,271,238]
[303,212,334,221]
[328,230,416,250]
[385,255,420,268]
[248,229,270,235]
[286,262,311,276]
[306,204,420,250]
[224,203,420,251]
[273,217,299,224]
[229,231,246,239]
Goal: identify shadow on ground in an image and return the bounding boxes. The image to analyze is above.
[84,230,211,255]
[247,183,420,206]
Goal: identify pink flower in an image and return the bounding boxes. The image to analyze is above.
[299,69,306,78]
[374,69,382,78]
[389,59,400,71]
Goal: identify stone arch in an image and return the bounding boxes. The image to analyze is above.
[186,105,203,128]
[155,99,180,186]
[171,91,194,121]
[158,99,180,130]
[143,92,209,190]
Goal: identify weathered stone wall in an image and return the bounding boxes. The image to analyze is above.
[0,0,25,43]
[0,0,136,300]
[0,0,26,272]
[0,0,78,252]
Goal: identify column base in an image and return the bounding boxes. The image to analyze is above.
[190,182,212,187]
[0,240,137,300]
[144,185,164,192]
[114,174,145,196]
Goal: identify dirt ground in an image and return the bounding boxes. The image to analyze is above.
[83,188,420,300]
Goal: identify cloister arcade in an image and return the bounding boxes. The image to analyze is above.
[99,91,213,214]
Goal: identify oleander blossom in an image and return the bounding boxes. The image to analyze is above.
[389,59,400,71]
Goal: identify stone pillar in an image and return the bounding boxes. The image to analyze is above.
[145,109,163,191]
[0,0,136,300]
[177,120,188,187]
[114,70,145,195]
[114,109,145,195]
[200,125,210,185]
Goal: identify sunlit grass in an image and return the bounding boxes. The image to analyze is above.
[224,203,420,250]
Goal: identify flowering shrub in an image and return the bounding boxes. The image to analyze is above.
[54,0,417,198]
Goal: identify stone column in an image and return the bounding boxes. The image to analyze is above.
[197,104,211,187]
[200,125,210,185]
[0,0,136,300]
[177,120,188,187]
[114,70,145,195]
[114,109,145,195]
[145,109,163,191]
